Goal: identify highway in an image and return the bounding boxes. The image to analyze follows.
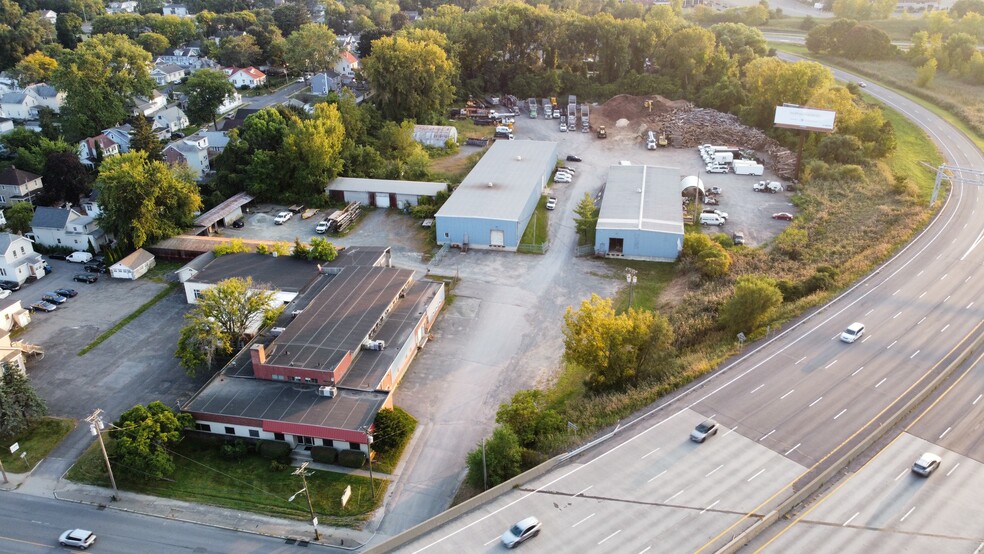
[385,56,984,553]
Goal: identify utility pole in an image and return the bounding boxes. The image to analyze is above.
[366,433,375,499]
[85,409,119,501]
[290,462,320,541]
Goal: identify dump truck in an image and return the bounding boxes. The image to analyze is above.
[580,104,590,132]
[527,98,537,119]
[567,102,577,131]
[597,125,607,138]
[542,98,552,119]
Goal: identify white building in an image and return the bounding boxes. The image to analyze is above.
[0,167,43,207]
[0,234,47,285]
[133,90,167,117]
[29,206,108,251]
[150,63,186,85]
[110,248,156,280]
[225,67,266,89]
[78,134,121,167]
[333,51,359,76]
[163,135,210,179]
[162,4,189,16]
[154,106,189,134]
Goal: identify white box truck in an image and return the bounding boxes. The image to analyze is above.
[646,131,657,150]
[733,160,764,175]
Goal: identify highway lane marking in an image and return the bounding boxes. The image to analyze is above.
[597,530,621,545]
[946,463,960,476]
[706,465,724,477]
[484,536,500,546]
[875,378,887,388]
[852,366,864,376]
[917,270,924,276]
[750,385,765,394]
[648,470,667,483]
[941,273,949,281]
[809,397,823,407]
[893,311,902,319]
[571,513,596,528]
[573,485,593,497]
[747,469,766,482]
[974,394,982,405]
[961,226,984,260]
[967,275,973,283]
[940,427,951,439]
[785,443,801,456]
[638,547,652,554]
[894,469,908,481]
[795,356,807,364]
[865,309,874,316]
[843,512,860,526]
[910,350,920,358]
[900,506,916,522]
[780,390,794,399]
[824,360,837,369]
[918,316,926,325]
[887,340,897,349]
[919,291,927,298]
[893,289,901,296]
[945,295,951,302]
[968,302,975,309]
[665,490,684,503]
[862,336,871,343]
[0,536,50,549]
[833,409,846,420]
[941,324,950,332]
[700,500,721,514]
[641,448,660,459]
[760,430,775,441]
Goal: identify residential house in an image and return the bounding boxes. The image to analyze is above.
[78,134,121,167]
[0,233,47,285]
[162,4,189,16]
[102,124,133,153]
[0,118,13,135]
[0,91,35,120]
[216,91,242,115]
[0,299,32,333]
[155,47,219,72]
[0,327,35,373]
[0,210,6,227]
[28,84,64,113]
[225,67,266,89]
[310,72,337,96]
[201,130,229,155]
[107,0,138,13]
[163,135,209,179]
[133,90,167,117]
[81,189,102,218]
[41,10,57,24]
[333,51,359,76]
[0,167,43,207]
[110,248,155,280]
[29,206,108,251]
[154,106,189,134]
[150,63,186,86]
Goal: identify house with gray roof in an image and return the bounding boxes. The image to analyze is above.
[0,167,43,207]
[0,91,34,120]
[102,124,133,153]
[154,106,189,134]
[151,63,186,85]
[0,233,46,285]
[28,206,108,251]
[163,135,209,179]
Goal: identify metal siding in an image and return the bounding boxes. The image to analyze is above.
[375,192,391,208]
[344,191,371,205]
[395,194,418,207]
[595,228,682,261]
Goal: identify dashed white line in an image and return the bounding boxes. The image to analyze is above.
[967,276,973,283]
[865,309,874,316]
[974,394,982,405]
[862,336,871,343]
[638,547,652,554]
[833,408,847,420]
[941,273,949,280]
[574,485,593,497]
[700,500,720,514]
[941,324,950,333]
[876,378,887,388]
[940,427,951,439]
[665,490,684,503]
[484,536,501,546]
[887,340,897,349]
[809,397,823,407]
[760,430,775,441]
[893,311,902,319]
[747,468,766,482]
[895,469,908,481]
[893,289,901,296]
[919,291,927,298]
[910,350,920,359]
[750,385,765,394]
[947,463,960,476]
[843,512,860,526]
[724,425,738,436]
[795,356,807,364]
[785,443,801,455]
[917,270,924,277]
[968,302,975,309]
[705,465,724,477]
[572,513,596,528]
[945,295,951,302]
[824,360,837,369]
[780,390,795,399]
[852,366,864,376]
[641,449,660,459]
[918,316,926,325]
[647,470,667,483]
[900,507,916,522]
[598,530,622,545]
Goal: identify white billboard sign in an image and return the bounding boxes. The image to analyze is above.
[774,105,836,132]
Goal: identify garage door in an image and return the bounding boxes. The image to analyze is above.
[490,229,505,247]
[375,193,391,208]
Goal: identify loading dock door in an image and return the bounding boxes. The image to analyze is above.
[375,193,391,208]
[490,229,505,247]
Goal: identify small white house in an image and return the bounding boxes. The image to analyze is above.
[150,63,186,86]
[163,135,209,179]
[110,248,156,280]
[333,51,359,76]
[225,67,266,89]
[41,10,57,24]
[154,106,189,134]
[162,3,188,16]
[0,233,47,284]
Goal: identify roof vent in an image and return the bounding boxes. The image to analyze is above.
[637,188,642,193]
[516,156,522,161]
[488,182,494,188]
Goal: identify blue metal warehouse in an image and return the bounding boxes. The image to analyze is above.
[595,165,684,261]
[435,140,558,251]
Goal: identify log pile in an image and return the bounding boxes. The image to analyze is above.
[327,202,361,233]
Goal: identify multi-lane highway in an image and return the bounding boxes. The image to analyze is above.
[382,56,984,553]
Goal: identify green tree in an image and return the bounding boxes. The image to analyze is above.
[129,115,162,160]
[112,401,192,479]
[40,152,91,206]
[466,426,522,489]
[281,102,345,198]
[573,192,599,245]
[136,31,170,56]
[740,57,834,128]
[308,236,338,261]
[13,51,58,84]
[371,407,416,454]
[697,247,731,278]
[951,0,984,17]
[273,3,310,36]
[563,294,656,392]
[0,0,50,70]
[283,23,339,75]
[95,151,202,249]
[145,14,196,46]
[817,134,865,165]
[185,69,236,128]
[55,12,82,49]
[0,364,47,438]
[217,34,262,68]
[658,27,718,93]
[292,237,310,259]
[362,34,456,124]
[916,57,938,88]
[719,275,784,334]
[4,202,35,235]
[52,33,155,139]
[213,238,252,256]
[176,315,231,375]
[495,389,564,449]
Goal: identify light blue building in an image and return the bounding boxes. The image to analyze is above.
[595,165,684,261]
[435,140,558,251]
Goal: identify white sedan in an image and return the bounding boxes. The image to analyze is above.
[554,173,572,183]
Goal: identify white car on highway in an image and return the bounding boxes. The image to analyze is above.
[840,322,865,343]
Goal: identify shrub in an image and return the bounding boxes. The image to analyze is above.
[258,440,291,460]
[696,247,731,278]
[310,446,338,464]
[465,425,522,488]
[337,449,367,468]
[221,439,248,460]
[270,459,289,471]
[372,407,416,454]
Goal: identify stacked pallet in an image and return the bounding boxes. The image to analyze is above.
[327,202,361,232]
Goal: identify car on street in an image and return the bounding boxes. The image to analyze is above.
[706,165,728,174]
[0,280,21,291]
[54,288,78,298]
[232,219,245,228]
[566,154,582,162]
[73,273,98,283]
[690,419,719,442]
[857,81,867,88]
[501,516,541,548]
[912,452,941,477]
[840,322,865,343]
[772,212,794,221]
[66,251,93,263]
[274,211,292,224]
[545,197,558,210]
[59,529,96,549]
[30,300,57,313]
[42,292,68,304]
[296,77,305,83]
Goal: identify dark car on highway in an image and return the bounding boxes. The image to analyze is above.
[73,273,98,283]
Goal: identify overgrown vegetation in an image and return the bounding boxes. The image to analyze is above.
[0,417,73,471]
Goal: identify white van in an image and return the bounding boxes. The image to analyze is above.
[495,126,511,135]
[699,213,726,226]
[66,251,93,263]
[646,131,657,150]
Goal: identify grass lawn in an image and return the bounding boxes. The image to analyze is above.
[143,260,183,283]
[606,259,678,312]
[67,437,386,526]
[519,196,550,249]
[0,417,75,471]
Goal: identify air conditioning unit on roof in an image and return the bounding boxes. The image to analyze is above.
[317,386,337,397]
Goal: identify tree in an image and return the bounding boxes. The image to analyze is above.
[696,245,731,278]
[495,389,563,448]
[563,294,656,392]
[283,23,339,75]
[213,238,252,256]
[41,152,91,206]
[308,236,338,261]
[719,275,784,334]
[281,103,345,198]
[185,69,236,128]
[273,3,310,36]
[371,407,416,454]
[136,31,170,56]
[130,115,162,159]
[465,426,522,488]
[658,27,718,93]
[362,35,456,124]
[4,202,34,235]
[52,34,154,139]
[13,51,58,84]
[112,401,192,479]
[217,34,262,68]
[916,58,938,88]
[573,192,599,245]
[176,315,231,375]
[56,12,83,49]
[95,151,202,249]
[0,364,47,438]
[0,0,50,70]
[817,134,865,165]
[951,0,984,17]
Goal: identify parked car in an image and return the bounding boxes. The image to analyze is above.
[41,292,68,304]
[703,196,720,205]
[30,300,57,313]
[772,212,794,221]
[559,123,568,132]
[555,170,573,179]
[753,181,768,192]
[43,262,53,273]
[296,77,305,83]
[0,280,21,291]
[911,452,941,477]
[702,208,729,220]
[48,253,69,260]
[73,273,98,284]
[690,419,719,442]
[708,186,723,195]
[554,173,572,183]
[566,154,582,162]
[54,288,78,298]
[840,322,865,343]
[232,219,245,228]
[84,263,108,274]
[274,211,292,224]
[545,197,558,210]
[699,213,726,226]
[59,529,96,549]
[732,231,745,245]
[559,166,576,173]
[315,220,330,234]
[66,251,93,263]
[501,516,541,549]
[0,289,10,300]
[706,165,728,174]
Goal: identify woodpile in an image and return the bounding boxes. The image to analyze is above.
[327,202,361,233]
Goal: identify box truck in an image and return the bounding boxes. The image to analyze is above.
[732,160,764,176]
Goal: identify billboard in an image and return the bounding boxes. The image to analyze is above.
[774,105,836,132]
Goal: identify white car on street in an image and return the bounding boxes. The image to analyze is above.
[59,529,96,549]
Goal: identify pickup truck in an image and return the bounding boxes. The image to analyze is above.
[315,220,330,233]
[274,211,292,224]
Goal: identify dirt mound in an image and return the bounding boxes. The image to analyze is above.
[592,94,689,131]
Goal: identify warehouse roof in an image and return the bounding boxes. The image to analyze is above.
[436,140,558,222]
[597,165,684,234]
[327,177,447,197]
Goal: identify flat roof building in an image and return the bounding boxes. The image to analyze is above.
[326,177,448,209]
[595,165,684,261]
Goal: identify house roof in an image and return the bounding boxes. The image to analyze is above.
[596,165,684,234]
[29,84,59,99]
[154,63,185,74]
[228,66,266,80]
[194,191,254,228]
[0,92,28,105]
[188,252,322,292]
[341,51,358,64]
[0,233,28,254]
[156,106,187,123]
[82,134,118,151]
[0,167,41,186]
[30,207,74,230]
[413,124,456,142]
[328,177,448,197]
[113,248,155,269]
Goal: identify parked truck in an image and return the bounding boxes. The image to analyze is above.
[646,130,657,150]
[732,160,765,175]
[713,151,734,164]
[568,94,577,105]
[528,98,537,119]
[542,98,552,119]
[568,102,577,131]
[597,125,607,139]
[580,104,590,132]
[550,97,560,118]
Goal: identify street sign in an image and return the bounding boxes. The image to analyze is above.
[9,443,18,454]
[311,517,318,527]
[341,485,352,507]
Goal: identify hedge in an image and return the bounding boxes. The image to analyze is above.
[258,440,291,460]
[337,449,367,468]
[310,446,338,464]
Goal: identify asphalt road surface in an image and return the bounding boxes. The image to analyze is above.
[388,57,984,553]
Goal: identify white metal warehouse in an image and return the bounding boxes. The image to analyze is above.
[435,139,558,251]
[326,177,449,209]
[595,165,684,261]
[413,125,458,148]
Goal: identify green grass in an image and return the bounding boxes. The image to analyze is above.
[880,100,945,201]
[519,196,550,248]
[142,260,183,283]
[606,259,678,312]
[77,283,179,356]
[0,417,75,470]
[67,437,386,526]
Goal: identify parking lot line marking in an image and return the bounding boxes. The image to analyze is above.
[843,512,860,526]
[852,366,864,376]
[780,390,795,400]
[785,443,801,456]
[573,485,593,497]
[665,490,684,503]
[946,463,960,476]
[974,394,982,405]
[809,397,823,407]
[572,513,596,528]
[484,536,501,546]
[893,289,901,296]
[941,324,950,333]
[760,430,775,441]
[887,341,897,349]
[876,378,887,388]
[795,356,807,364]
[705,465,724,477]
[919,291,927,298]
[750,385,765,394]
[700,500,720,514]
[895,469,908,481]
[648,470,667,483]
[893,311,903,319]
[641,448,660,459]
[865,309,874,316]
[900,507,916,522]
[833,409,847,420]
[824,360,837,369]
[940,427,951,439]
[747,469,766,482]
[911,350,920,359]
[598,530,622,545]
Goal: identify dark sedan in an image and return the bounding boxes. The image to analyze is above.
[54,288,78,298]
[565,154,582,162]
[73,273,98,283]
[42,292,68,304]
[48,253,69,260]
[0,280,21,291]
[84,263,108,274]
[30,301,57,313]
